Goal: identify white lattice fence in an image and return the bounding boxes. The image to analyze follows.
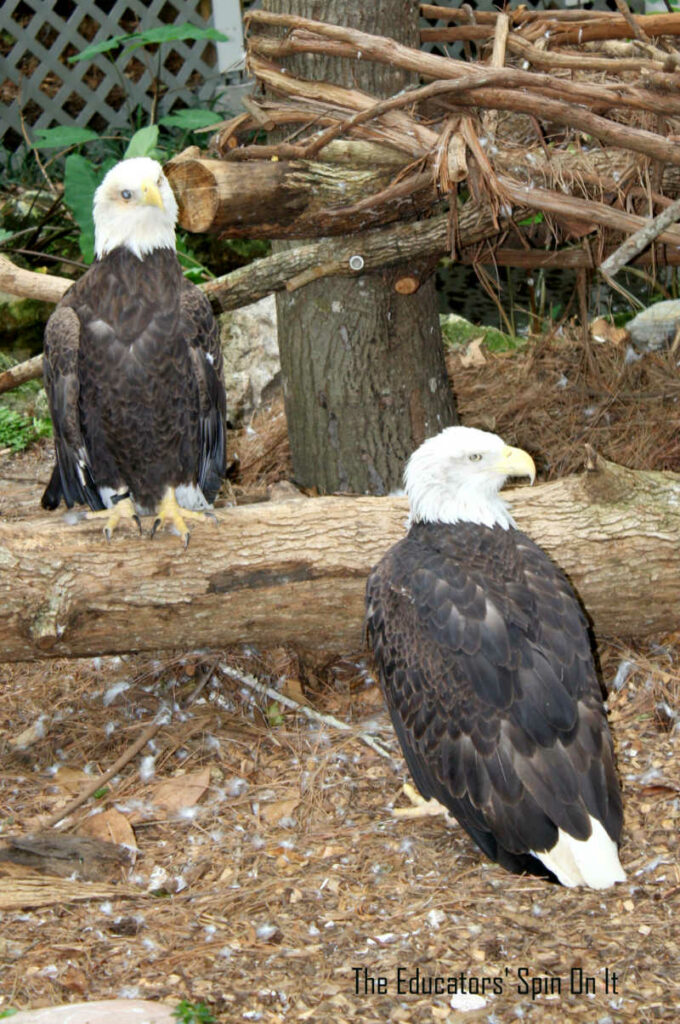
[0,0,245,149]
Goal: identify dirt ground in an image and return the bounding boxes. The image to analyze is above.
[0,333,679,1022]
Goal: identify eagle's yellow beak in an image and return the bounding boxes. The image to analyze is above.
[140,179,164,209]
[496,445,536,484]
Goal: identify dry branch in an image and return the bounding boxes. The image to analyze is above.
[600,195,680,277]
[0,254,70,305]
[199,8,680,276]
[0,204,506,394]
[1,456,679,662]
[0,354,45,394]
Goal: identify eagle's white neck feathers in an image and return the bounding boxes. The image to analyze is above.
[93,157,178,260]
[405,426,536,530]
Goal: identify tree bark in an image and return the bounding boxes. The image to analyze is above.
[261,0,456,495]
[1,456,678,662]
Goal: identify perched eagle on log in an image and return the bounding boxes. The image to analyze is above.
[41,157,226,545]
[366,426,626,889]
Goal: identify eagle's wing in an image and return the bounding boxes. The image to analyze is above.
[41,305,104,511]
[180,282,226,504]
[366,528,622,873]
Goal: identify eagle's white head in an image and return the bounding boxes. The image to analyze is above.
[93,157,178,260]
[404,425,536,529]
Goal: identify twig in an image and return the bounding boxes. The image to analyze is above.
[482,12,509,141]
[0,354,44,393]
[41,717,165,829]
[497,175,680,248]
[248,15,680,118]
[614,0,651,43]
[18,97,58,197]
[41,663,218,829]
[600,195,680,277]
[219,663,394,761]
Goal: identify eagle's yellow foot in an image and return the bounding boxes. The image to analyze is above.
[150,488,216,548]
[392,783,456,823]
[85,497,142,541]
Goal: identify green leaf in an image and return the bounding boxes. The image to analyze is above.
[0,228,14,244]
[63,154,100,263]
[69,35,128,62]
[173,1000,215,1024]
[266,702,285,728]
[518,213,544,227]
[127,25,228,47]
[159,109,223,130]
[123,124,160,159]
[70,24,228,63]
[32,126,100,149]
[0,408,52,452]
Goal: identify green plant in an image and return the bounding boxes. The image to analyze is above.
[0,406,52,452]
[25,23,228,267]
[60,126,161,263]
[70,23,228,125]
[173,1000,215,1024]
[28,124,215,280]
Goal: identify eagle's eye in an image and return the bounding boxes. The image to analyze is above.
[121,189,132,200]
[468,453,483,462]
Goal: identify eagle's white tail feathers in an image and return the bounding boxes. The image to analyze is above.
[532,816,626,889]
[98,484,210,516]
[175,483,211,511]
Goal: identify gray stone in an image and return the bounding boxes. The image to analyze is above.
[627,298,680,351]
[7,999,177,1023]
[219,294,280,427]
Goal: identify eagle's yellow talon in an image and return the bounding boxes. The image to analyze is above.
[85,497,140,540]
[150,487,212,546]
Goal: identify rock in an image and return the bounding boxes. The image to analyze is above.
[219,294,280,427]
[6,999,177,1023]
[627,298,680,351]
[0,292,52,360]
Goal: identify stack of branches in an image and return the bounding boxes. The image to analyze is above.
[164,5,680,287]
[5,4,680,394]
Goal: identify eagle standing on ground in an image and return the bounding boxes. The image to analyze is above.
[366,426,626,889]
[41,157,226,545]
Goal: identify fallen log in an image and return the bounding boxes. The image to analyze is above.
[1,454,678,662]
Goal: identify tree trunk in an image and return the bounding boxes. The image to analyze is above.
[261,0,456,494]
[1,456,679,662]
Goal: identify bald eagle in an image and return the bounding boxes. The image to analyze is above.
[41,157,226,545]
[366,426,625,889]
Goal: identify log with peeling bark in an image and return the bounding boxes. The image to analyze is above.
[1,454,678,662]
[164,151,440,237]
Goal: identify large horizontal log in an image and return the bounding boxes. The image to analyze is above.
[1,455,678,662]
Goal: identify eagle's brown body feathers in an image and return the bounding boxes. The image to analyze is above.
[42,247,226,514]
[366,520,623,881]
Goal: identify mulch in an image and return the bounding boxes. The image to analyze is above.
[0,329,678,1022]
